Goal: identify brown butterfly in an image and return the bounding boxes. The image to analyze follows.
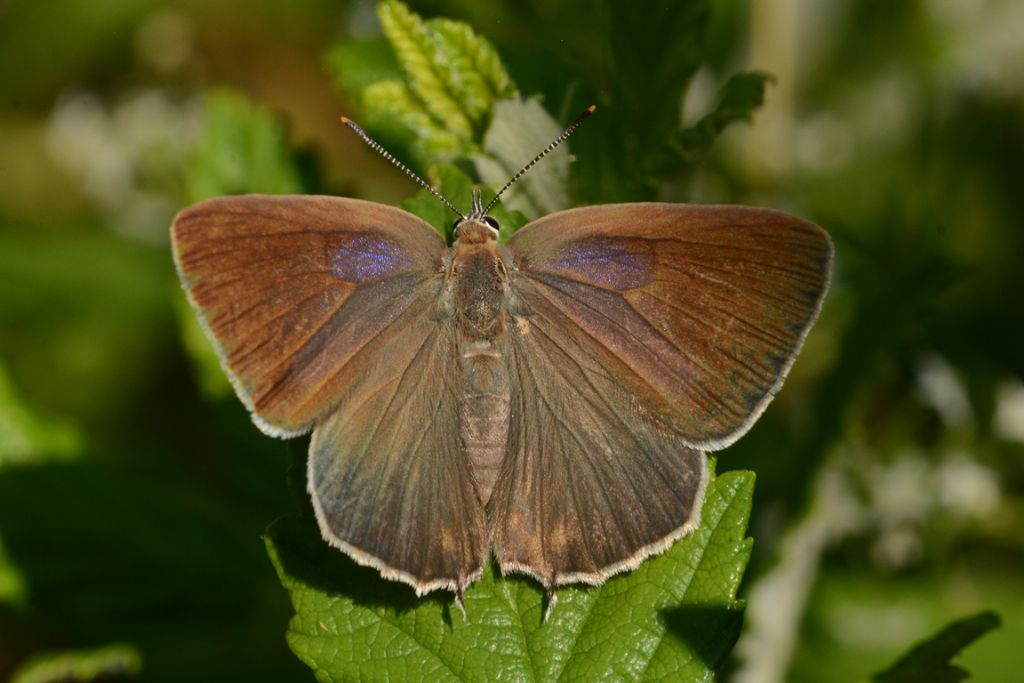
[171,107,831,610]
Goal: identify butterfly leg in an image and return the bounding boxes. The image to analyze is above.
[543,585,559,622]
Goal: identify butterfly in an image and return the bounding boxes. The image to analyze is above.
[171,106,831,610]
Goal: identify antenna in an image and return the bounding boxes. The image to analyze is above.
[340,116,465,219]
[482,104,596,216]
[340,105,596,220]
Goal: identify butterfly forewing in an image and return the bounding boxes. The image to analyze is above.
[505,203,832,451]
[172,195,446,435]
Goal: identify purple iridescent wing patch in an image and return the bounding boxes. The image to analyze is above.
[544,237,654,290]
[332,234,416,282]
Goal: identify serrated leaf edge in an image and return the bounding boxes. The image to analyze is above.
[634,472,751,681]
[378,0,473,140]
[273,532,468,682]
[552,469,750,682]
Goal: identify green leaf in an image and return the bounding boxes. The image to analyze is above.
[0,538,24,606]
[568,1,713,202]
[361,80,466,162]
[0,231,171,428]
[377,0,474,141]
[10,643,141,683]
[266,461,752,682]
[474,98,572,219]
[182,90,303,203]
[671,72,774,161]
[331,1,521,169]
[868,611,1001,683]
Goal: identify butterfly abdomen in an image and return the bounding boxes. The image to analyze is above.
[450,236,514,505]
[460,350,510,504]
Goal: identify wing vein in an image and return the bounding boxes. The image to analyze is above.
[521,322,645,553]
[530,276,739,420]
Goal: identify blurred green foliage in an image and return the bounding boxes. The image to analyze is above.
[10,644,141,683]
[0,0,1021,681]
[182,91,304,203]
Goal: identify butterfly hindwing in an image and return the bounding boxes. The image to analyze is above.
[307,307,487,594]
[490,277,709,586]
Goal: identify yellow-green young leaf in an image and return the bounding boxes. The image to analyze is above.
[266,460,752,682]
[378,0,473,141]
[362,80,466,162]
[427,18,518,124]
[368,0,521,164]
[421,22,492,129]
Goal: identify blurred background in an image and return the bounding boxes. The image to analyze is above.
[1,0,1021,681]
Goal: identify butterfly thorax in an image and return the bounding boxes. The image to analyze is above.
[450,222,512,504]
[450,224,508,341]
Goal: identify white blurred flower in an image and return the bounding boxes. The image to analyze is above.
[993,378,1024,443]
[828,600,929,649]
[867,452,934,569]
[46,89,202,243]
[872,524,923,569]
[934,451,1001,519]
[916,352,973,428]
[870,452,933,525]
[48,92,134,207]
[928,0,1024,97]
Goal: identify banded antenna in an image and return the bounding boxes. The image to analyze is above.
[340,116,466,219]
[482,104,595,216]
[340,105,597,219]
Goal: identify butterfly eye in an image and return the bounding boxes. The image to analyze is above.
[452,217,464,234]
[484,216,500,232]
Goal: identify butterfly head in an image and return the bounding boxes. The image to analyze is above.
[453,187,500,244]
